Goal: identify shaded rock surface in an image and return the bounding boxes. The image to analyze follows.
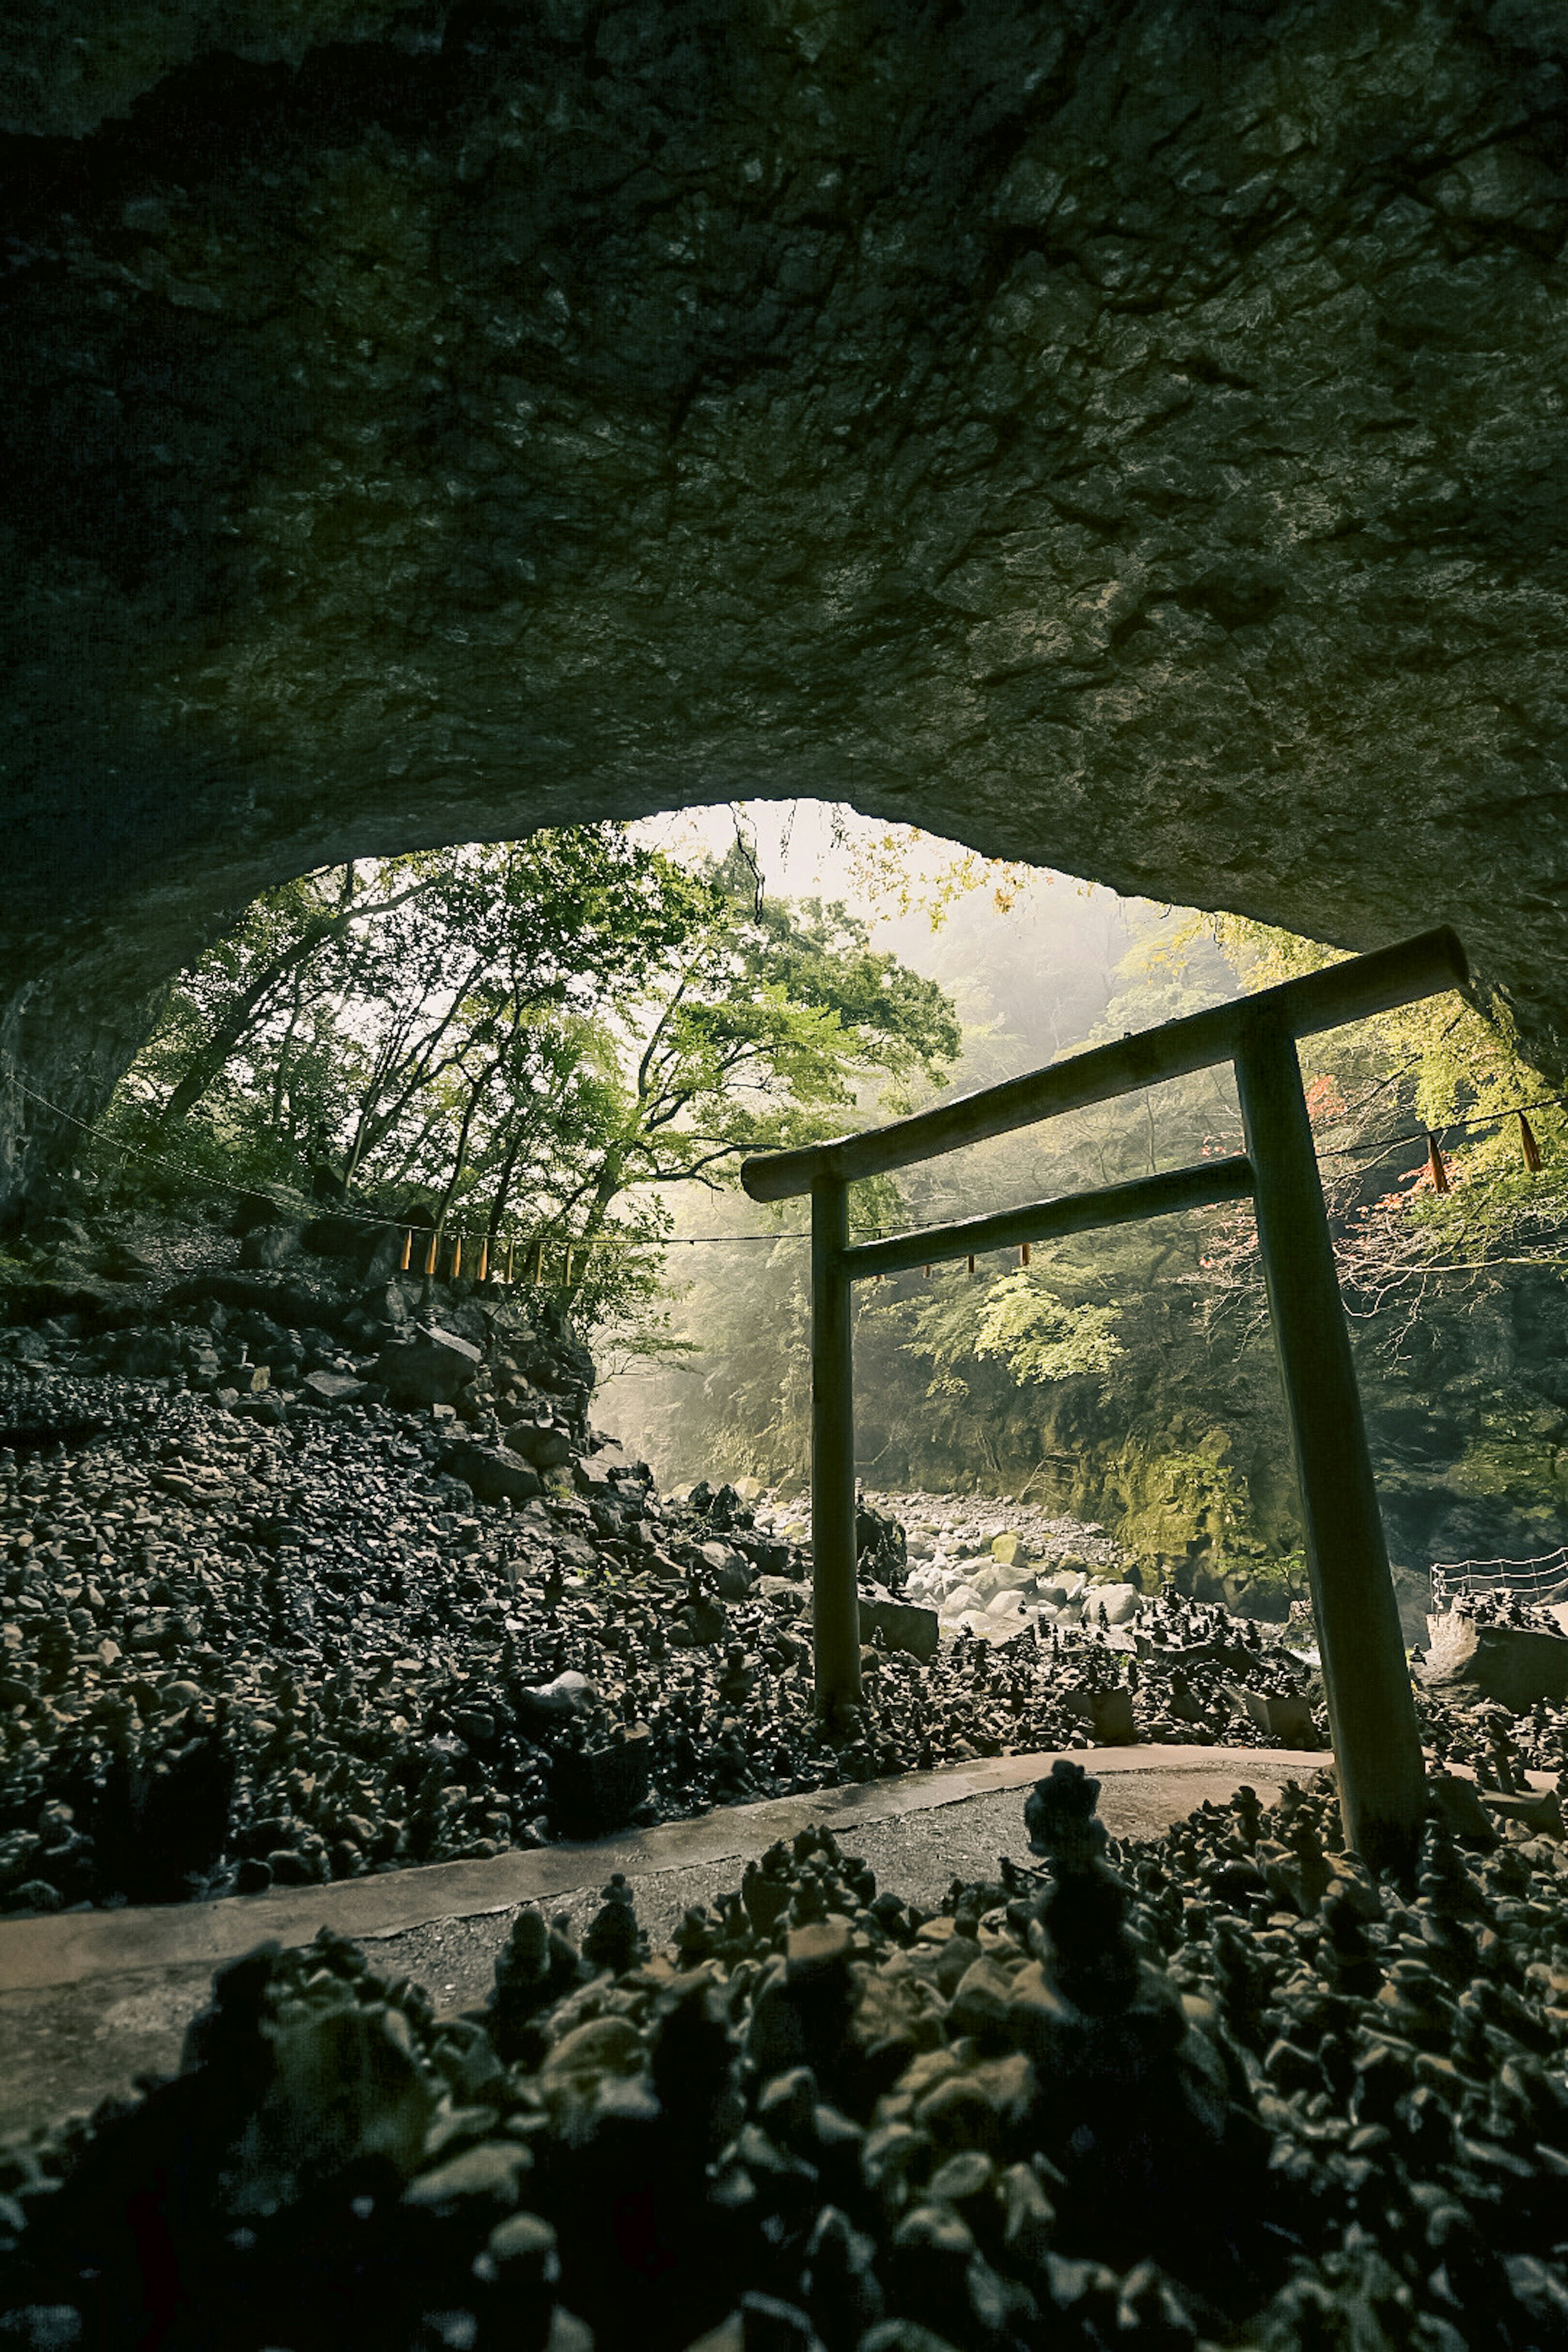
[1,2,1568,1219]
[1421,1608,1568,1709]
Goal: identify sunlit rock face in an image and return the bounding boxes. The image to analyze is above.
[1,0,1566,1213]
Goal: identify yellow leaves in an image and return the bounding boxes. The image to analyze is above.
[823,809,1033,931]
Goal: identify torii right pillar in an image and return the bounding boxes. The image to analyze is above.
[1236,1018,1426,1877]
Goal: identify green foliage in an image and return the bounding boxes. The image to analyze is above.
[104,828,959,1344]
[1196,908,1568,1298]
[903,1267,1122,1394]
[610,887,1568,1588]
[1231,1548,1313,1611]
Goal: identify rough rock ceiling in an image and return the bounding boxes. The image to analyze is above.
[1,0,1567,1200]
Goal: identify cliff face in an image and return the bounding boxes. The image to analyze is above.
[2,0,1567,1215]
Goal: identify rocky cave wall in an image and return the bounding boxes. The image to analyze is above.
[1,0,1566,1218]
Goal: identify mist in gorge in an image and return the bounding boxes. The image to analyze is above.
[603,805,1568,1618]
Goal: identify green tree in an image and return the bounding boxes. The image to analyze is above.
[109,831,960,1344]
[543,847,961,1303]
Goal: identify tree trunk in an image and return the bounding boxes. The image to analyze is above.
[564,1152,626,1304]
[156,911,347,1124]
[486,1127,527,1243]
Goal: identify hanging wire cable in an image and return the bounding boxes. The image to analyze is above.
[8,1070,1565,1261]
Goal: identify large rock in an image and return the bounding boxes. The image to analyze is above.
[552,1728,652,1838]
[300,1369,366,1406]
[1063,1686,1137,1744]
[301,1213,369,1259]
[856,1590,940,1666]
[437,1440,543,1507]
[237,1224,301,1271]
[757,1575,940,1666]
[1082,1583,1141,1628]
[100,1327,183,1377]
[1420,1611,1568,1710]
[504,1420,574,1472]
[1225,1685,1319,1750]
[374,1326,483,1408]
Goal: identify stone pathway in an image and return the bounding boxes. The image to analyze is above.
[0,1743,1326,2140]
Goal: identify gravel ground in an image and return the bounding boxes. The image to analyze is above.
[0,1330,1341,1922]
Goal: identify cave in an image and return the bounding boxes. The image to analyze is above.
[7,16,1568,2330]
[2,0,1566,1229]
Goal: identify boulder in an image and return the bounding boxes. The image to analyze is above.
[363,1227,406,1284]
[375,1325,483,1406]
[514,1670,597,1723]
[1062,1686,1136,1744]
[1225,1686,1319,1749]
[167,1270,353,1331]
[856,1590,940,1666]
[856,1501,907,1585]
[301,1370,366,1406]
[1484,1786,1564,1835]
[1085,1582,1140,1627]
[362,1281,410,1327]
[102,1328,183,1377]
[583,1439,643,1480]
[1424,1773,1499,1849]
[698,1538,751,1588]
[673,1596,728,1647]
[506,1419,574,1470]
[302,1213,370,1258]
[238,1224,301,1270]
[1419,1611,1568,1710]
[990,1531,1027,1567]
[438,1441,544,1506]
[552,1727,652,1837]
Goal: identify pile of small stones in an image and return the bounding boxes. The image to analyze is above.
[0,1252,1562,1918]
[0,1359,1319,1916]
[1453,1590,1566,1635]
[3,1764,1567,2351]
[852,1490,1129,1642]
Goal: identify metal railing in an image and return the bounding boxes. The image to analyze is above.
[1431,1545,1568,1613]
[743,925,1470,1875]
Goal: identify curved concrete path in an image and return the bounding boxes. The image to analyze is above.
[0,1746,1328,2138]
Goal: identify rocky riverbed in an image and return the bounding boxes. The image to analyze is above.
[0,1249,1563,1920]
[3,1764,1567,2351]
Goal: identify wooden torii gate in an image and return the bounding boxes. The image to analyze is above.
[742,927,1470,1875]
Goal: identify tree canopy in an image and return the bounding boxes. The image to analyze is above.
[606,893,1568,1588]
[107,828,960,1343]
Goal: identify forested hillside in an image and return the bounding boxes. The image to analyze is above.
[604,876,1568,1601]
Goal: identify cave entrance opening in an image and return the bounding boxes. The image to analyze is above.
[744,927,1471,1876]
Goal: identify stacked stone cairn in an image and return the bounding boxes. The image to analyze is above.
[0,1241,1565,1918]
[4,1766,1568,2348]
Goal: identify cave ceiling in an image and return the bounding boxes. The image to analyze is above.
[2,0,1568,1101]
